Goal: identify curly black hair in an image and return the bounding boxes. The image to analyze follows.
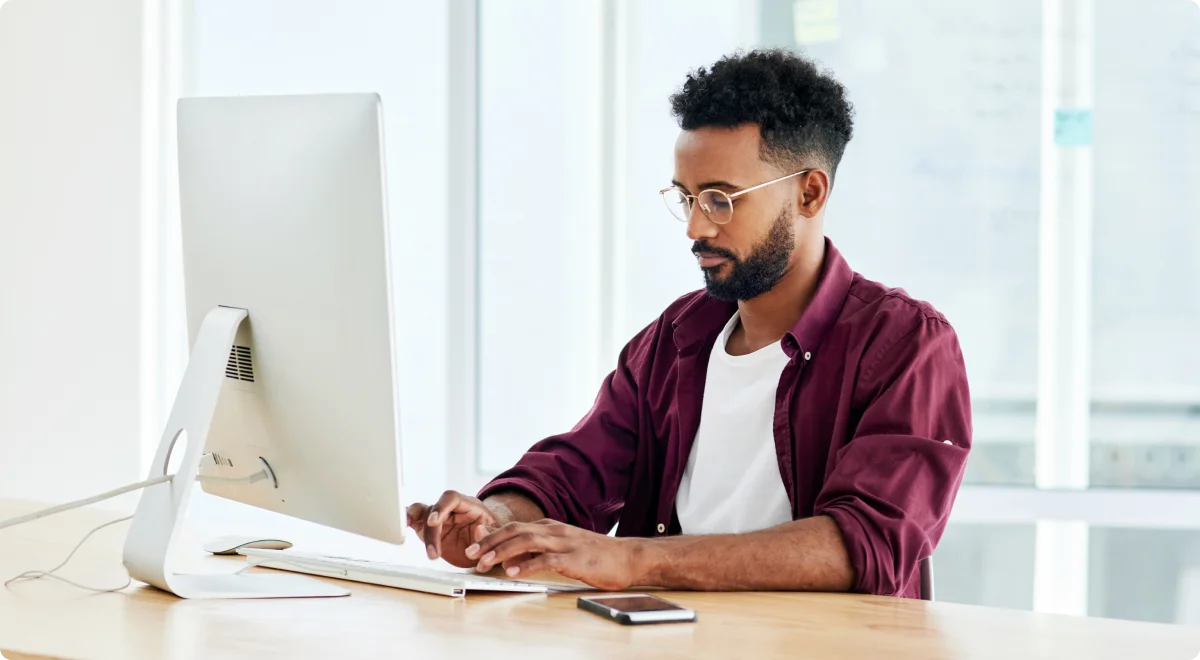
[669,49,855,178]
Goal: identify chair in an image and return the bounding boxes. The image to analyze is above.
[919,556,935,601]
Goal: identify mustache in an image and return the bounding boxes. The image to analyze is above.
[691,241,737,261]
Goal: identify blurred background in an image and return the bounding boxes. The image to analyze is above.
[2,0,1200,624]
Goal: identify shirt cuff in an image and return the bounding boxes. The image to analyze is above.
[820,505,879,595]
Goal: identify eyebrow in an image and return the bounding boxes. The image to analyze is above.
[670,179,742,193]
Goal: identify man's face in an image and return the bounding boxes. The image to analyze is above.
[671,124,799,302]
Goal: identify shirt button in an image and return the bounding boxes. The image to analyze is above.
[656,523,666,534]
[804,351,812,361]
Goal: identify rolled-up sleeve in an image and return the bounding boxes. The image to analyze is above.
[477,321,657,534]
[815,316,972,597]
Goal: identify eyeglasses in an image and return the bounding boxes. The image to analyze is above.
[659,169,812,225]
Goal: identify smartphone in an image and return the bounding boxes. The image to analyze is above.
[577,594,697,625]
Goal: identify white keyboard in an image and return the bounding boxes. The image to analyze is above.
[238,547,553,598]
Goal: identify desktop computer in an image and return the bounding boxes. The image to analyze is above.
[117,93,548,599]
[122,93,400,599]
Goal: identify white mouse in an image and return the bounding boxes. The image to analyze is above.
[202,535,293,555]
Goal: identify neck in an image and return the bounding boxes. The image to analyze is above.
[730,238,825,354]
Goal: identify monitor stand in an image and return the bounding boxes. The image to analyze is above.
[121,306,349,599]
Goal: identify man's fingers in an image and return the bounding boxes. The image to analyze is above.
[499,552,538,573]
[463,524,491,560]
[422,518,442,560]
[424,491,468,559]
[423,491,497,560]
[407,503,429,537]
[508,552,601,587]
[473,522,530,557]
[475,528,567,572]
[447,509,490,529]
[472,519,559,557]
[426,491,465,526]
[507,552,567,578]
[406,503,429,527]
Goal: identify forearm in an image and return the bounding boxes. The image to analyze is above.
[631,515,855,592]
[483,490,547,525]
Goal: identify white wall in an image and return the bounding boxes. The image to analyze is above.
[0,0,452,529]
[0,0,146,502]
[185,0,451,514]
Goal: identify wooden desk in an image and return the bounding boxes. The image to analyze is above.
[0,500,1197,660]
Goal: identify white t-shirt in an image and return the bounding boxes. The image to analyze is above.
[674,312,794,535]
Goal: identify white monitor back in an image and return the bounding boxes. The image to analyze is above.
[177,93,404,544]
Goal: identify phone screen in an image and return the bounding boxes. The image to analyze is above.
[587,595,685,613]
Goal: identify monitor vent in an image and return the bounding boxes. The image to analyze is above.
[225,345,255,383]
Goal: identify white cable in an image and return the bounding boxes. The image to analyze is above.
[1,460,272,593]
[7,570,132,594]
[4,516,134,593]
[0,459,269,532]
[195,453,272,485]
[0,475,172,532]
[196,470,268,485]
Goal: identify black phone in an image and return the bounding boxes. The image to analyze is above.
[577,594,697,625]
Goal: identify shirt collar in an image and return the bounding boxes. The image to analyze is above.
[671,238,854,359]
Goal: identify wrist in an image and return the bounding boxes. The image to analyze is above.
[482,490,546,525]
[482,496,515,526]
[624,537,662,588]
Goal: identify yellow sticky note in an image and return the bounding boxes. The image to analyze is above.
[793,0,839,45]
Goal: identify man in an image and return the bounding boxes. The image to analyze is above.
[408,49,971,598]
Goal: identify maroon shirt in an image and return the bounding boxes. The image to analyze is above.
[479,239,972,598]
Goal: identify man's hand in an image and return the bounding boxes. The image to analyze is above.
[406,491,498,568]
[408,490,547,569]
[465,520,642,591]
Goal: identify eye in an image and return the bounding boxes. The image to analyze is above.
[699,191,732,212]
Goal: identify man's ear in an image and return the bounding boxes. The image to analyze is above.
[796,169,831,218]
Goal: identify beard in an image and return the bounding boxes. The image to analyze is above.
[694,208,794,302]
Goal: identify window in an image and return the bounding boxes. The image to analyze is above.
[1090,527,1200,624]
[934,524,1035,610]
[1090,0,1200,489]
[476,0,606,474]
[757,0,1044,487]
[472,0,1200,623]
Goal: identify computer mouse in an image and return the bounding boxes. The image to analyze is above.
[202,535,294,555]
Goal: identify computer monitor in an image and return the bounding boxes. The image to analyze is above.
[123,93,404,599]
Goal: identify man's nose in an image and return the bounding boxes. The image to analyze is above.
[685,203,718,241]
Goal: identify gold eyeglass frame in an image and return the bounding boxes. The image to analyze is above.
[659,169,813,225]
